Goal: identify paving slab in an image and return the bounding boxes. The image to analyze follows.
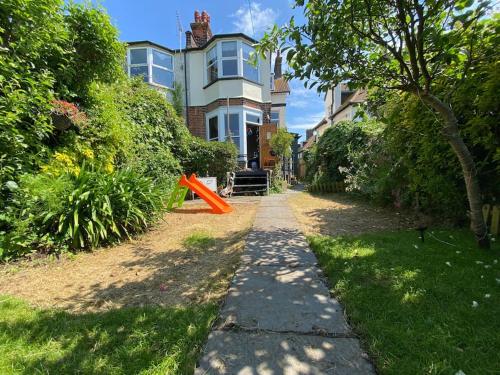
[195,331,375,375]
[242,229,317,267]
[195,192,374,373]
[218,264,349,334]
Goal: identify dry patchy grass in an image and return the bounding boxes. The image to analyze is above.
[0,200,258,313]
[288,191,414,237]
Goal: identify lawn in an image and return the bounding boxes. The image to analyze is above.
[0,198,259,374]
[0,296,216,374]
[309,229,500,375]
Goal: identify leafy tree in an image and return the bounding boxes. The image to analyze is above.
[269,128,294,190]
[258,0,496,247]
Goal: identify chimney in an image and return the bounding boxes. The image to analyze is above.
[274,50,282,79]
[187,10,212,48]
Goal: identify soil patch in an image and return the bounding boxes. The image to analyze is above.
[0,200,258,313]
[288,192,414,237]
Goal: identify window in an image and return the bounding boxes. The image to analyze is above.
[221,41,238,76]
[243,43,258,82]
[129,48,148,82]
[152,49,173,88]
[127,47,174,88]
[271,111,280,125]
[205,40,261,84]
[206,46,218,84]
[246,113,260,124]
[270,72,275,90]
[208,116,218,141]
[225,113,240,154]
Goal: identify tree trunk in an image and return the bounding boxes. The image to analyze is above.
[421,93,490,249]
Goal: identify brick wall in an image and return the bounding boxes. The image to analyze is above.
[186,98,273,140]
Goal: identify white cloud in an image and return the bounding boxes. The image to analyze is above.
[232,2,278,37]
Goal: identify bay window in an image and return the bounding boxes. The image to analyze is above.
[127,47,174,88]
[225,113,241,154]
[208,116,219,141]
[206,46,218,84]
[221,41,238,76]
[129,48,149,82]
[205,40,260,84]
[243,43,258,81]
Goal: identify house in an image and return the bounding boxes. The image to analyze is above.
[324,84,367,125]
[125,10,290,170]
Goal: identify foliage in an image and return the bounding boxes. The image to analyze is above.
[0,296,217,374]
[258,0,497,245]
[182,138,238,184]
[2,164,164,258]
[309,228,500,374]
[171,81,185,117]
[0,0,125,211]
[269,128,294,159]
[269,128,294,192]
[50,100,88,127]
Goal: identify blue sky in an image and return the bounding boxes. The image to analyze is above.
[89,0,324,140]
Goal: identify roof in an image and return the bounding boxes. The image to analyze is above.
[272,77,290,93]
[127,40,174,53]
[128,33,259,53]
[329,89,368,120]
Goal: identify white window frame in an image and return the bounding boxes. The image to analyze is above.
[220,41,239,78]
[128,47,149,83]
[207,114,219,141]
[270,110,280,125]
[127,46,175,89]
[206,45,218,85]
[150,48,174,88]
[242,42,259,82]
[204,40,261,85]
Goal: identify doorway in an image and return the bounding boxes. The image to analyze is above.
[246,124,260,169]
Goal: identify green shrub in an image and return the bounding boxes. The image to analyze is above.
[181,138,238,184]
[1,164,164,259]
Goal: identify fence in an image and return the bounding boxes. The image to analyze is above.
[483,204,499,236]
[307,181,345,193]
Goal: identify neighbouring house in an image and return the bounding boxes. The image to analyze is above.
[125,10,290,171]
[324,83,367,125]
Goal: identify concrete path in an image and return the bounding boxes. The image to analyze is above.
[195,193,375,374]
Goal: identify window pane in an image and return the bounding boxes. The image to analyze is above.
[271,111,280,124]
[246,113,260,124]
[130,48,147,65]
[231,137,241,154]
[152,66,173,87]
[222,59,238,76]
[243,61,259,82]
[208,116,218,140]
[153,49,173,69]
[221,41,237,57]
[207,46,217,66]
[130,66,148,82]
[207,64,218,83]
[242,43,254,60]
[226,113,240,136]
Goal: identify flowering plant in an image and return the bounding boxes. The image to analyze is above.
[50,100,88,128]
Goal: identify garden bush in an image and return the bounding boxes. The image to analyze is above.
[1,164,163,259]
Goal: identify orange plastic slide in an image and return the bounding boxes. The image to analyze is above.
[179,174,233,214]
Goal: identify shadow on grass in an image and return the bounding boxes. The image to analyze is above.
[0,297,217,374]
[309,229,500,374]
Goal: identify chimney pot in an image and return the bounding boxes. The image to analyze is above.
[201,11,208,23]
[194,10,200,22]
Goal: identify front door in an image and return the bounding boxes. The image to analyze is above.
[246,124,260,169]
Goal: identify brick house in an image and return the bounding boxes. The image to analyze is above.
[125,10,290,169]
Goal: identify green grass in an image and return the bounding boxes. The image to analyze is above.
[309,229,500,375]
[182,232,216,252]
[0,297,217,374]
